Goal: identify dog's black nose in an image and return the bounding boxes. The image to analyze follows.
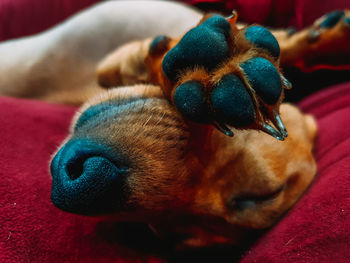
[50,138,129,215]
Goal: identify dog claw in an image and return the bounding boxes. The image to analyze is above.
[213,122,234,137]
[226,10,238,24]
[281,75,292,90]
[274,114,288,138]
[261,123,284,141]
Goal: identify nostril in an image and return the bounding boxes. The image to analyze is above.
[50,139,129,215]
[64,154,108,181]
[65,156,86,180]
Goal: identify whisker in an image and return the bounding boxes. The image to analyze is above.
[142,114,153,127]
[155,111,166,126]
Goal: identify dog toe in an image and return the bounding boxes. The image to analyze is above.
[149,35,170,56]
[240,57,282,105]
[211,74,255,128]
[245,26,280,59]
[344,16,350,26]
[320,10,345,28]
[162,15,231,82]
[174,81,210,123]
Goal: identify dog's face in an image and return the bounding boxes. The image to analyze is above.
[50,84,317,243]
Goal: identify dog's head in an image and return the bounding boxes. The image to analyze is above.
[50,85,317,243]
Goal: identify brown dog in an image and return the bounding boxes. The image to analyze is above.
[51,10,342,248]
[1,2,349,248]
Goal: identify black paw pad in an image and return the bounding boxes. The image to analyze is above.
[320,10,345,28]
[345,17,350,25]
[149,35,170,56]
[174,81,210,123]
[211,74,255,127]
[245,26,280,59]
[162,15,231,82]
[240,57,282,105]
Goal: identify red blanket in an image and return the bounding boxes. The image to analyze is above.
[1,0,350,41]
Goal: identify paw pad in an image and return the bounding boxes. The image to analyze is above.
[162,15,231,82]
[174,81,210,123]
[345,17,350,25]
[245,26,280,58]
[159,14,288,140]
[149,35,170,55]
[240,57,282,105]
[211,75,255,127]
[320,10,345,28]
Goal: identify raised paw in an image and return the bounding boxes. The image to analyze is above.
[279,9,350,70]
[149,14,289,140]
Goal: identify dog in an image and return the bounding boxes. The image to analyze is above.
[1,1,349,248]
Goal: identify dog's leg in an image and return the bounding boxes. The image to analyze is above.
[0,1,202,104]
[272,10,350,71]
[98,9,350,89]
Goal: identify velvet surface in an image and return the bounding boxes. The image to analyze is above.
[183,0,350,28]
[2,0,350,42]
[0,0,101,41]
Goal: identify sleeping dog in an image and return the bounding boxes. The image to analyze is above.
[1,1,349,248]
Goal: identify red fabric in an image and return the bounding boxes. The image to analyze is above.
[1,84,350,262]
[0,0,101,41]
[183,0,350,28]
[1,0,350,42]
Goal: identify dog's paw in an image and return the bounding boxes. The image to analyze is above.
[281,10,350,70]
[154,14,289,139]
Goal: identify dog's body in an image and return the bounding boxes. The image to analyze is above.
[1,1,349,248]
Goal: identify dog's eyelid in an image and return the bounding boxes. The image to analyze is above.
[234,184,285,203]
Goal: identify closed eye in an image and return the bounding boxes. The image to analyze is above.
[236,185,285,202]
[228,185,285,211]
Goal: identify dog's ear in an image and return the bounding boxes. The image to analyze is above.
[96,39,152,88]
